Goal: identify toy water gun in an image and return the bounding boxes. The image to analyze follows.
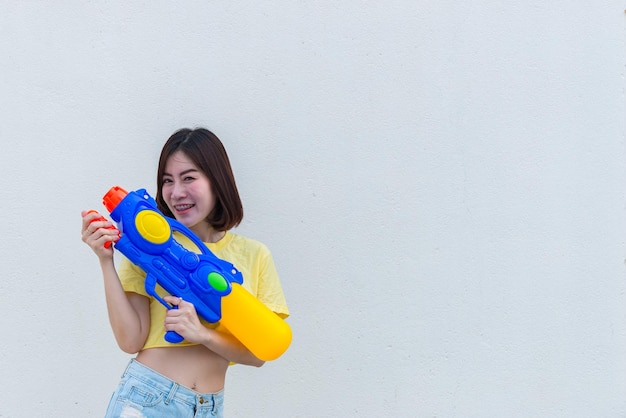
[93,186,292,361]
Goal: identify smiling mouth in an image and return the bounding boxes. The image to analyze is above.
[174,204,195,212]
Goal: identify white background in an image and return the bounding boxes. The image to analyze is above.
[1,2,625,417]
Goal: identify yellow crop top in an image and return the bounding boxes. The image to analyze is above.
[116,231,289,350]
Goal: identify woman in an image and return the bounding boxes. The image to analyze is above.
[82,128,289,417]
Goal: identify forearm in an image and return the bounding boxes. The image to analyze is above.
[83,211,149,353]
[100,260,149,353]
[198,327,265,367]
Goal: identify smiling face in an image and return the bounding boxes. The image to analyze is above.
[156,128,244,235]
[161,150,216,239]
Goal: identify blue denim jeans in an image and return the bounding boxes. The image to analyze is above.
[104,359,224,418]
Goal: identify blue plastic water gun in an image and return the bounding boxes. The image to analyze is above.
[96,186,292,360]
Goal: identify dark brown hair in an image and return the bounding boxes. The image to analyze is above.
[156,128,243,231]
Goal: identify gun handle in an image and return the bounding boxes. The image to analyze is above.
[86,210,120,248]
[163,303,185,343]
[146,285,186,344]
[165,330,184,343]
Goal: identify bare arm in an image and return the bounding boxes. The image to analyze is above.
[163,295,265,367]
[82,211,150,354]
[100,261,150,353]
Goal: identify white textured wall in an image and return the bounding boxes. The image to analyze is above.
[1,2,625,417]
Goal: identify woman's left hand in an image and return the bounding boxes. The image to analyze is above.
[163,295,207,344]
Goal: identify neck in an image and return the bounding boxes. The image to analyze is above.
[194,228,226,243]
[189,220,226,243]
[206,229,226,243]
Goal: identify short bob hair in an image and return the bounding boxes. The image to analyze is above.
[156,128,243,231]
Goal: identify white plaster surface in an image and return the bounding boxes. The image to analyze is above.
[0,2,624,417]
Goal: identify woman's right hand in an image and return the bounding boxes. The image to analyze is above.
[81,210,119,260]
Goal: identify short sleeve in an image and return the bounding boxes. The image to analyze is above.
[256,245,290,319]
[117,256,148,296]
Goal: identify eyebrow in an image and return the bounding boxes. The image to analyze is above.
[162,168,199,177]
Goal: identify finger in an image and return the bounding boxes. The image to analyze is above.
[163,319,178,333]
[163,295,184,307]
[82,224,93,242]
[164,311,180,321]
[81,210,101,230]
[97,233,118,246]
[83,224,104,239]
[82,220,97,236]
[84,227,117,248]
[83,222,116,242]
[82,211,115,230]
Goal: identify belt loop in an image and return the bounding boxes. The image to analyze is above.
[165,382,178,405]
[122,359,135,378]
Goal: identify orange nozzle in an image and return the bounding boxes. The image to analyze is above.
[103,186,129,213]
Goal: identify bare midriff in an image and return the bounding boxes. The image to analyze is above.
[136,345,229,393]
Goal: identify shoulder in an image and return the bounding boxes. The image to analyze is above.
[226,232,272,257]
[117,254,146,276]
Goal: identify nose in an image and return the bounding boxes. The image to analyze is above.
[169,181,187,200]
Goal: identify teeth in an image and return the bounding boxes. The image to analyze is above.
[175,204,194,211]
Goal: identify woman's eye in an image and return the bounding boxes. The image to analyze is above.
[162,178,173,184]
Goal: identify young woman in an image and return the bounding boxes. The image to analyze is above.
[81,128,289,417]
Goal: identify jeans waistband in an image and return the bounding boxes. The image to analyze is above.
[123,359,224,407]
